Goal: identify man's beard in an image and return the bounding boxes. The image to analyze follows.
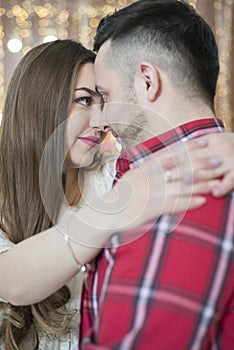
[114,94,154,150]
[120,113,150,149]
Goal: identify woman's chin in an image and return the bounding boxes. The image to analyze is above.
[79,151,102,170]
[67,147,100,169]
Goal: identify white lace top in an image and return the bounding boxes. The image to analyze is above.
[0,153,118,350]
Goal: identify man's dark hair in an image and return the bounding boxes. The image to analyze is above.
[94,0,219,109]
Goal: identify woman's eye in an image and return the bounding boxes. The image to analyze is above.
[73,96,93,106]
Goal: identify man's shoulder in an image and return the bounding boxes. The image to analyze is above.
[108,191,234,255]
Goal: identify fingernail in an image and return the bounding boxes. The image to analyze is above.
[212,187,223,197]
[208,157,222,165]
[196,139,208,146]
[183,175,194,183]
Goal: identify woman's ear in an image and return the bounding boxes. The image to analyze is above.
[137,62,161,102]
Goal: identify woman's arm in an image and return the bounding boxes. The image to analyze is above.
[0,161,206,306]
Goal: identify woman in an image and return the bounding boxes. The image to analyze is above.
[0,40,207,350]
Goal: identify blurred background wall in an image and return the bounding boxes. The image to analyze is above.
[0,0,233,130]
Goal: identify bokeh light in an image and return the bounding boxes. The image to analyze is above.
[7,38,22,53]
[43,35,58,43]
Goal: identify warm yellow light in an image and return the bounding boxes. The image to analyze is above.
[39,19,50,27]
[44,3,52,10]
[38,28,46,36]
[82,26,92,35]
[118,0,128,6]
[90,18,99,28]
[86,6,97,18]
[19,28,31,38]
[58,10,69,22]
[214,2,222,10]
[22,46,32,54]
[0,8,6,16]
[12,5,28,20]
[35,5,50,18]
[0,86,3,96]
[6,10,14,19]
[102,5,115,14]
[73,11,81,21]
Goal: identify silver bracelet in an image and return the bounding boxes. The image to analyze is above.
[63,232,93,273]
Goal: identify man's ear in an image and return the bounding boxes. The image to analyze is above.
[138,62,161,102]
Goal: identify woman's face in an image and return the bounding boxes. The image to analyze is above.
[65,63,103,168]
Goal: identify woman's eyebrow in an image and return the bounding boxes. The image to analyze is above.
[74,87,99,96]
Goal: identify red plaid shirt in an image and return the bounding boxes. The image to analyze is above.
[80,118,234,350]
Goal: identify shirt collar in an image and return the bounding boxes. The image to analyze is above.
[115,118,224,179]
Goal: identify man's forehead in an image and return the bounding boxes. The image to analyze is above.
[95,40,111,68]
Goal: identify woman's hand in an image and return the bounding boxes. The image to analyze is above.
[69,132,234,246]
[157,132,234,197]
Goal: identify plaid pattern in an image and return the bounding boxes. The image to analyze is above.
[80,118,234,350]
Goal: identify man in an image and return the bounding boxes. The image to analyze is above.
[79,1,234,349]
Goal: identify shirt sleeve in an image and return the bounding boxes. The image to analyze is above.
[0,229,15,303]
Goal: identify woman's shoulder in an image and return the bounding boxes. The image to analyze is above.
[0,228,15,253]
[0,229,14,303]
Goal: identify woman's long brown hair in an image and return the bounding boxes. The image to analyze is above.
[0,39,95,349]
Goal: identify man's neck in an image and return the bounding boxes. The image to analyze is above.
[125,103,216,149]
[153,93,215,133]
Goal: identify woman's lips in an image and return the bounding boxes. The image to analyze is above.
[78,136,100,147]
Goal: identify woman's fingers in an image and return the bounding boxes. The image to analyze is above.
[164,158,223,183]
[165,179,220,195]
[144,132,234,196]
[163,195,206,215]
[211,171,234,197]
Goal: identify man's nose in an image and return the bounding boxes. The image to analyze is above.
[89,105,111,132]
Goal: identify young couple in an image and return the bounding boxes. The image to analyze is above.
[0,1,234,349]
